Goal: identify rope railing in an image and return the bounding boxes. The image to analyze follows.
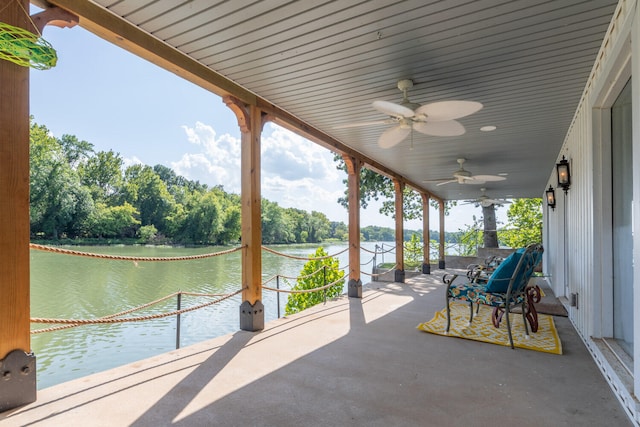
[261,245,349,260]
[29,243,245,262]
[361,263,399,278]
[263,274,347,294]
[31,288,244,328]
[360,244,396,254]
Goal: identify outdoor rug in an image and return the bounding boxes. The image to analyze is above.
[417,302,563,354]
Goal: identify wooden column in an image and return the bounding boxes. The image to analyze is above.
[439,199,446,269]
[421,193,431,274]
[0,0,36,411]
[224,96,264,331]
[394,180,405,283]
[343,155,362,297]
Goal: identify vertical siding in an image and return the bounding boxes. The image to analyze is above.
[544,0,640,421]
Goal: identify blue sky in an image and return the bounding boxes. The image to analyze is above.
[29,23,507,232]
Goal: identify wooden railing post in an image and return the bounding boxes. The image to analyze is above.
[394,180,405,283]
[421,193,431,274]
[343,155,362,297]
[224,96,264,331]
[0,0,36,412]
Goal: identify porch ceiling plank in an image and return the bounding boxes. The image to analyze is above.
[39,0,619,202]
[215,1,612,82]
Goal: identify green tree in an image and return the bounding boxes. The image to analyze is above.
[121,164,176,233]
[404,233,422,268]
[58,134,94,168]
[87,202,140,238]
[502,198,543,248]
[78,150,124,203]
[262,199,293,244]
[30,121,94,239]
[457,215,484,256]
[285,247,345,315]
[174,191,222,244]
[334,155,456,220]
[329,221,348,240]
[309,211,331,242]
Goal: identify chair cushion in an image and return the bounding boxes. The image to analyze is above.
[447,281,525,307]
[484,249,523,293]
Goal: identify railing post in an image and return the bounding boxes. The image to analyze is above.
[323,266,327,303]
[176,292,182,350]
[276,275,281,318]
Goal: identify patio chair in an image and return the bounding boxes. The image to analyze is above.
[442,243,544,349]
[465,254,504,283]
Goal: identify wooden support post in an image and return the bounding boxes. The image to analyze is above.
[343,155,362,297]
[0,0,36,412]
[224,96,264,331]
[421,193,431,274]
[439,199,446,269]
[394,180,405,283]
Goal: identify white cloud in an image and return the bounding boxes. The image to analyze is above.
[123,155,144,168]
[172,122,241,193]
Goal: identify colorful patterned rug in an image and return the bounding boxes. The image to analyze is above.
[417,302,562,354]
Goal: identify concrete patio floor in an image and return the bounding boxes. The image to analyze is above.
[1,273,633,426]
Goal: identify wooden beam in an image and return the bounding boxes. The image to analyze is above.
[0,0,31,360]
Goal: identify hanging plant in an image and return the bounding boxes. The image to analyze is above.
[0,21,57,70]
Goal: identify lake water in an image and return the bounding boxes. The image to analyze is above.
[30,242,394,389]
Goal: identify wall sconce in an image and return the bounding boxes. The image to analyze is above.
[556,155,571,194]
[546,185,556,210]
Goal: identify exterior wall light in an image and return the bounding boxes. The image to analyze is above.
[546,185,556,210]
[556,155,571,194]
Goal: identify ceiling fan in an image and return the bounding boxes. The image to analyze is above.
[462,188,511,207]
[423,158,506,186]
[336,79,483,148]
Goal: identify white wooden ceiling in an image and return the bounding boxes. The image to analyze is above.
[48,0,619,201]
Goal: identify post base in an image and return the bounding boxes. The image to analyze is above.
[438,260,446,269]
[0,350,36,413]
[348,279,362,298]
[240,300,264,331]
[394,269,405,283]
[422,262,431,274]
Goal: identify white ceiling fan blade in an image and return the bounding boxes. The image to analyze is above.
[334,119,396,129]
[464,177,486,184]
[413,120,465,136]
[436,179,458,186]
[372,100,414,118]
[378,125,411,148]
[415,100,483,122]
[472,175,506,182]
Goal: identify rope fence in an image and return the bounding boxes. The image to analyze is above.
[261,245,349,260]
[29,243,245,261]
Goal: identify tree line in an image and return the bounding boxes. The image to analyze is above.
[30,119,433,245]
[29,119,539,247]
[29,119,341,245]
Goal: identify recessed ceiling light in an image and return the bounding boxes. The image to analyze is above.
[480,125,497,132]
[498,173,508,176]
